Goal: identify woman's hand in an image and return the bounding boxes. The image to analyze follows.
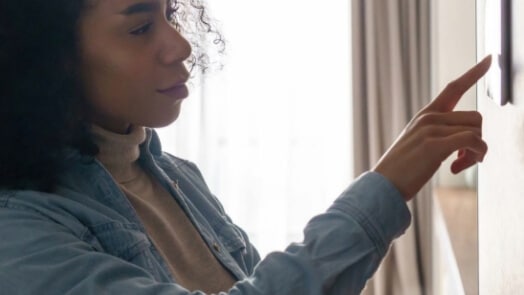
[373,55,492,201]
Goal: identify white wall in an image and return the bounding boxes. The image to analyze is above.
[477,1,524,293]
[477,74,524,294]
[434,0,524,292]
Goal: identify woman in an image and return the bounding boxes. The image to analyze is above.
[0,0,490,294]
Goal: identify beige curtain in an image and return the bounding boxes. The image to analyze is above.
[351,0,432,294]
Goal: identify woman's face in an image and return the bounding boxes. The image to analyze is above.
[79,0,192,133]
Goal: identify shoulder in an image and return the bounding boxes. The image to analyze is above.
[0,189,89,238]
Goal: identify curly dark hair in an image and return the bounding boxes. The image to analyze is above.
[0,0,224,192]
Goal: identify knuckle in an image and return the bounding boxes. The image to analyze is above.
[466,131,478,140]
[445,80,462,94]
[471,111,483,124]
[483,142,489,153]
[465,131,482,145]
[424,126,437,137]
[416,113,438,126]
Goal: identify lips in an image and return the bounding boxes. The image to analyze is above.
[157,79,189,99]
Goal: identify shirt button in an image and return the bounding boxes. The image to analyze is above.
[212,242,221,252]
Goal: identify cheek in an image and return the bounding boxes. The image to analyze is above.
[83,53,154,110]
[79,37,181,127]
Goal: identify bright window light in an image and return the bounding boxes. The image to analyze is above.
[157,0,353,257]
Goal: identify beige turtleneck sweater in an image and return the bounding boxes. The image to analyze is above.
[91,125,236,293]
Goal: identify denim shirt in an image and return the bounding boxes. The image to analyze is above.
[0,129,411,295]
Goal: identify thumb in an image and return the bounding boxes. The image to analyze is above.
[425,55,492,113]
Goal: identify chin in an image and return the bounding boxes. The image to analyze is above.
[143,106,182,129]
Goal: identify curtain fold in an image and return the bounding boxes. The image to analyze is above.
[351,0,432,294]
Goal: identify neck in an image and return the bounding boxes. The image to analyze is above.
[91,124,147,183]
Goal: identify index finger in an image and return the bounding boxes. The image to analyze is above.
[426,55,492,113]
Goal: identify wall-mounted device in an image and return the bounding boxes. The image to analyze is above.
[483,0,512,105]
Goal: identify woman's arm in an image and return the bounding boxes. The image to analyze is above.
[0,171,407,295]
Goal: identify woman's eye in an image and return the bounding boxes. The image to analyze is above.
[130,22,153,35]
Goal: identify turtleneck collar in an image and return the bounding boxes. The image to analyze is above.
[91,124,147,183]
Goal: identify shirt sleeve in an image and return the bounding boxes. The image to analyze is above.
[230,171,411,295]
[0,171,410,295]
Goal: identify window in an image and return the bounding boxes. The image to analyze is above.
[157,1,352,257]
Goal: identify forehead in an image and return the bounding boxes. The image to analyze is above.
[84,0,163,16]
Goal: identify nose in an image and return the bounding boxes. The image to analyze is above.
[156,21,192,66]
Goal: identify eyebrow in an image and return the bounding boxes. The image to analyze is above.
[119,1,159,15]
